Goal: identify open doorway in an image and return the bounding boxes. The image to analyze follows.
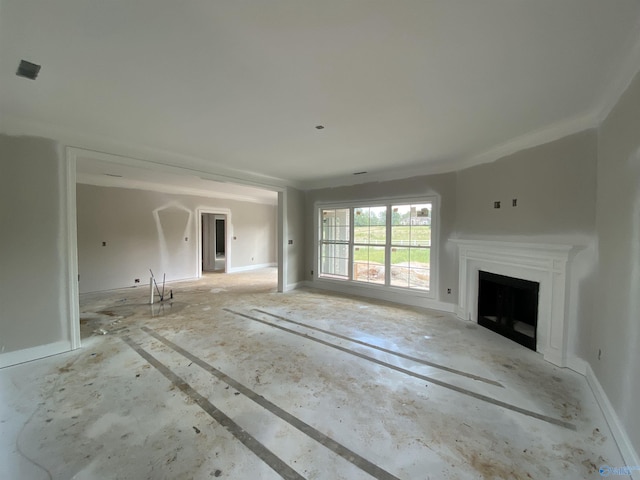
[202,213,227,272]
[69,147,284,352]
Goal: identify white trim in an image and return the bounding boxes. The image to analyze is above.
[565,356,587,376]
[300,114,597,191]
[79,275,201,294]
[458,114,598,174]
[315,194,440,209]
[282,281,304,292]
[595,19,640,124]
[314,196,439,301]
[0,341,72,369]
[312,277,455,312]
[228,263,277,273]
[65,148,81,350]
[452,239,574,368]
[586,364,640,479]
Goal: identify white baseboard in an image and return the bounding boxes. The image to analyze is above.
[308,279,456,313]
[565,355,587,375]
[586,364,640,479]
[227,263,276,273]
[283,281,305,292]
[0,340,72,369]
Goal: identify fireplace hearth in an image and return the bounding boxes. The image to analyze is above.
[477,271,539,350]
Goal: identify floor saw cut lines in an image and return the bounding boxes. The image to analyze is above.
[252,308,503,387]
[224,308,576,431]
[122,335,305,480]
[137,327,402,480]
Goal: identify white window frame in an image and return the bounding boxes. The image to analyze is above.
[319,207,351,279]
[314,195,439,299]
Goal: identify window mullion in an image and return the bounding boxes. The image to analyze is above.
[348,207,354,281]
[385,203,391,286]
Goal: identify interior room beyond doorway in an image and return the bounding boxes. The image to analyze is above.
[202,213,227,273]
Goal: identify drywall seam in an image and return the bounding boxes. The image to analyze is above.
[586,364,640,478]
[0,341,72,369]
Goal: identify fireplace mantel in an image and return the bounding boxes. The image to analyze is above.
[451,239,573,367]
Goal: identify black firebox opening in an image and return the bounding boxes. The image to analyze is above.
[477,271,539,351]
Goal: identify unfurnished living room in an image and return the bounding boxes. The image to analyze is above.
[1,1,640,479]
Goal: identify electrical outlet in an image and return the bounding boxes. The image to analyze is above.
[102,241,107,246]
[447,288,452,294]
[494,201,501,209]
[512,198,518,207]
[134,279,140,284]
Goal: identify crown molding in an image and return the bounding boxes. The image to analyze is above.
[300,112,598,191]
[594,20,640,124]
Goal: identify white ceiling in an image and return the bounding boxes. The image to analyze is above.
[2,1,640,189]
[76,155,278,205]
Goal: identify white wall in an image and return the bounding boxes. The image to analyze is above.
[76,184,277,293]
[0,135,75,366]
[455,130,597,236]
[286,187,306,287]
[594,67,640,456]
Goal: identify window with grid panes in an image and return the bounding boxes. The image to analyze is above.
[318,200,433,292]
[319,208,350,278]
[390,203,431,290]
[353,206,387,285]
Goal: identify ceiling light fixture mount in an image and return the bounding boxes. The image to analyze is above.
[315,125,324,130]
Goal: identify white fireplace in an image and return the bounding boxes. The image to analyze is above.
[452,239,573,368]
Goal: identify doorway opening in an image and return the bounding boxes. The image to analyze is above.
[202,213,227,273]
[69,147,286,354]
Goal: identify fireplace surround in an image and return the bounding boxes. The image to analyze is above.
[452,239,573,367]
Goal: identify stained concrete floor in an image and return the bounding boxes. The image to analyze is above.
[0,268,626,479]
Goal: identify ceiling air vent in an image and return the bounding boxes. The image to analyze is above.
[16,60,41,80]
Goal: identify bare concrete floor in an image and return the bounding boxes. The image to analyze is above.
[0,268,625,479]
